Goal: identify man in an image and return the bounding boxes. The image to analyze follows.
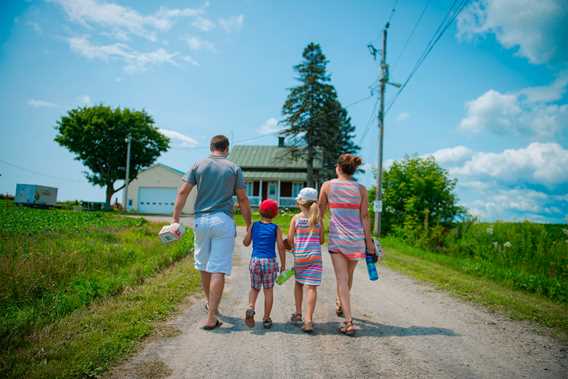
[173,135,252,330]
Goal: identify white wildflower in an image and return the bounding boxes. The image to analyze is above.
[504,241,512,248]
[486,226,494,235]
[492,241,499,248]
[562,228,568,237]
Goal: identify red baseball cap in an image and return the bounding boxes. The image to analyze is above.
[259,199,279,218]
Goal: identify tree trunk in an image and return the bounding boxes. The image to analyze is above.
[306,147,314,188]
[105,184,115,210]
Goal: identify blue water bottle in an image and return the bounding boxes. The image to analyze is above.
[366,253,379,281]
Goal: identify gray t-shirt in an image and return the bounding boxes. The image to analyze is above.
[183,155,246,217]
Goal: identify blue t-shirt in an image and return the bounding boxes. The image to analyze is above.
[251,221,277,259]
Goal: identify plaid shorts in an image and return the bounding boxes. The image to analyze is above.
[249,257,279,289]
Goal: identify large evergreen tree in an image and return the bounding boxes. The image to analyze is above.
[280,43,359,186]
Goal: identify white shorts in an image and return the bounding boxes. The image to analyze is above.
[193,212,236,275]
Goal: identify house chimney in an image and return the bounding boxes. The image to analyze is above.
[278,136,285,147]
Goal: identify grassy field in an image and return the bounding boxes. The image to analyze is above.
[381,237,568,340]
[0,201,200,378]
[400,221,568,303]
[234,211,295,233]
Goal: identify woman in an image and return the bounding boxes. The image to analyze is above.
[319,153,376,336]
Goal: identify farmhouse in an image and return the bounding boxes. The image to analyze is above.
[227,137,322,208]
[125,138,319,214]
[126,163,196,214]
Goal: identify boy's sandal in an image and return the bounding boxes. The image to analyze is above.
[202,320,223,331]
[290,313,302,323]
[245,308,256,328]
[338,320,356,336]
[302,321,314,334]
[263,317,273,329]
[335,300,344,317]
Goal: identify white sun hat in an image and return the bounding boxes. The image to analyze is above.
[296,187,318,202]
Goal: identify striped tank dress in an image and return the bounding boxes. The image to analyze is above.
[328,179,366,261]
[292,216,322,286]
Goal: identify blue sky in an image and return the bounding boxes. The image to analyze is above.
[1,0,567,223]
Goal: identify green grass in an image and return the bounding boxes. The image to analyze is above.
[0,200,200,378]
[2,254,200,379]
[389,220,568,303]
[234,211,295,233]
[381,237,568,340]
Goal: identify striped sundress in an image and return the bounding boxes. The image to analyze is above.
[328,179,366,261]
[292,216,322,286]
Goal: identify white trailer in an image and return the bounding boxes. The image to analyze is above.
[15,184,58,207]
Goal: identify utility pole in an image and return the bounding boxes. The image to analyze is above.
[122,134,132,212]
[370,22,399,237]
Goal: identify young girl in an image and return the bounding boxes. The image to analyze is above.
[287,187,324,333]
[243,199,286,329]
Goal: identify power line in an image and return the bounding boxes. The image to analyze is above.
[392,0,432,70]
[0,158,84,183]
[385,0,469,115]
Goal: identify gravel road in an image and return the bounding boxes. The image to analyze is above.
[110,227,567,378]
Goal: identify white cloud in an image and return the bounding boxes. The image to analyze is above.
[423,145,474,165]
[53,0,203,41]
[257,117,282,135]
[68,36,177,72]
[28,99,57,108]
[27,21,42,34]
[218,14,244,33]
[159,128,198,148]
[457,0,568,64]
[450,142,568,186]
[78,94,91,105]
[182,55,199,66]
[462,186,568,222]
[185,35,215,51]
[396,112,410,122]
[192,16,215,31]
[459,74,568,139]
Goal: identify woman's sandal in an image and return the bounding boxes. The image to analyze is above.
[302,321,314,334]
[338,320,356,336]
[263,317,273,329]
[245,308,256,328]
[290,313,302,324]
[202,319,223,331]
[336,300,344,317]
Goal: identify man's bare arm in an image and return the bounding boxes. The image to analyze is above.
[235,188,252,228]
[173,182,194,223]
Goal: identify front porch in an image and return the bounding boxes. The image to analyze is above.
[245,179,306,208]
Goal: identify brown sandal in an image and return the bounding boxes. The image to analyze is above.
[338,320,355,336]
[303,321,314,333]
[290,313,302,324]
[336,299,344,317]
[245,308,255,328]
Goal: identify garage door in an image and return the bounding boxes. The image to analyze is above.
[138,187,177,214]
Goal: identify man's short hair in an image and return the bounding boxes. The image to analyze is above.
[210,135,230,152]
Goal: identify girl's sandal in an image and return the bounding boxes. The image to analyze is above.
[335,300,344,317]
[263,317,273,329]
[302,321,314,334]
[245,308,256,328]
[290,313,302,324]
[338,320,356,336]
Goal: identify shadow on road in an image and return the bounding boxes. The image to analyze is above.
[212,314,458,338]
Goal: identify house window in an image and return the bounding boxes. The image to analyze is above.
[268,182,277,198]
[280,182,292,197]
[253,181,260,196]
[246,182,254,197]
[292,183,303,198]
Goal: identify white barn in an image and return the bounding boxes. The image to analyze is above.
[126,163,196,214]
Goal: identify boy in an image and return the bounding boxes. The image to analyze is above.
[243,199,286,328]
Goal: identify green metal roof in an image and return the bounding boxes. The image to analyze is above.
[228,145,322,169]
[244,171,307,181]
